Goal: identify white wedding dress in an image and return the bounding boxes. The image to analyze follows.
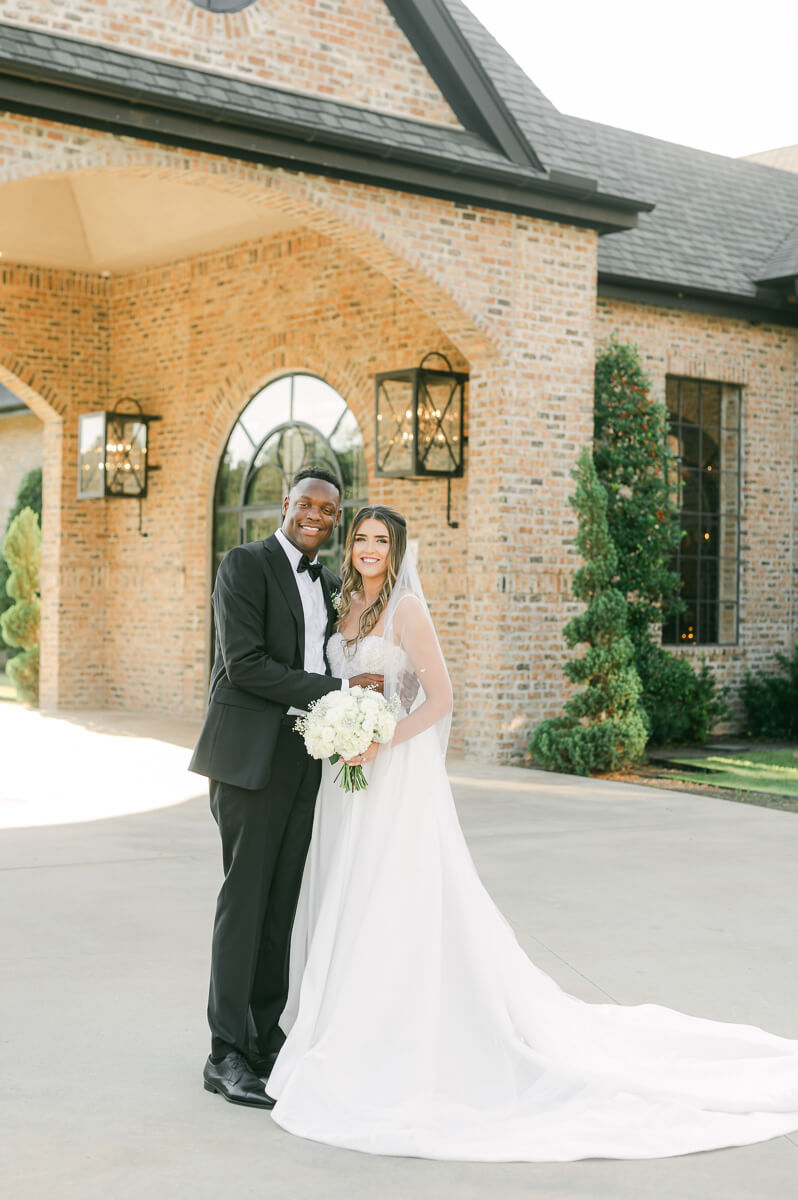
[268,632,798,1161]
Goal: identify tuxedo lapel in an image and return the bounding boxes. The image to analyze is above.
[262,534,305,664]
[320,569,340,642]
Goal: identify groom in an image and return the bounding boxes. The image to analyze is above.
[189,467,382,1108]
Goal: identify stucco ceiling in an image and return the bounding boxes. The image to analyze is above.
[0,174,301,273]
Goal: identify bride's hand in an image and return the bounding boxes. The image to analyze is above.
[344,741,380,766]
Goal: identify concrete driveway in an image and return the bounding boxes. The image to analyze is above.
[2,706,797,1199]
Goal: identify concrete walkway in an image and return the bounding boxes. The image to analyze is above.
[2,706,798,1199]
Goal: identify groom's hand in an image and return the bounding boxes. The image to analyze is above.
[349,673,384,694]
[399,669,420,711]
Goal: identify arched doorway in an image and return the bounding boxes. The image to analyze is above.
[214,373,367,575]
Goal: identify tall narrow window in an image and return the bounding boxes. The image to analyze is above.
[663,377,741,646]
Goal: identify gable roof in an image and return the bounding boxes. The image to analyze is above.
[0,0,797,323]
[434,0,798,323]
[583,121,798,301]
[0,20,648,236]
[383,0,544,170]
[755,222,798,288]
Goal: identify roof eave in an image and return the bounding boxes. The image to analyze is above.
[753,271,798,290]
[598,273,798,327]
[0,70,647,234]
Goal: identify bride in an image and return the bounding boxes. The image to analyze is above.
[266,504,798,1162]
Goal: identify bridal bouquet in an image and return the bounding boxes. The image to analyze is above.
[295,686,400,792]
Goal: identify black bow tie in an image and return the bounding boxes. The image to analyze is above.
[297,555,323,583]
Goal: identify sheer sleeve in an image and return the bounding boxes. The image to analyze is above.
[387,594,453,749]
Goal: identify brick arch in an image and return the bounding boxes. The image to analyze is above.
[196,335,376,534]
[191,338,376,666]
[0,361,63,422]
[0,363,72,712]
[0,144,501,362]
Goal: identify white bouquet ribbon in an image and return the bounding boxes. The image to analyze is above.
[294,685,400,792]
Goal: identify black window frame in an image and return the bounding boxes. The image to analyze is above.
[662,375,742,648]
[188,1,258,13]
[212,372,368,581]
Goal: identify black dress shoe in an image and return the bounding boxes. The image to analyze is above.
[203,1052,275,1109]
[247,1049,280,1079]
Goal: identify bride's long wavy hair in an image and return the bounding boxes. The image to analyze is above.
[338,505,407,646]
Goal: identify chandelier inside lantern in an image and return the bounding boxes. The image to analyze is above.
[77,398,160,499]
[374,353,467,478]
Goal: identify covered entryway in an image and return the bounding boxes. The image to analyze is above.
[0,156,485,747]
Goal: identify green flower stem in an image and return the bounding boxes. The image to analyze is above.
[331,756,368,792]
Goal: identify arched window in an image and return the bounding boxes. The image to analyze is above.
[189,1,258,12]
[214,374,367,575]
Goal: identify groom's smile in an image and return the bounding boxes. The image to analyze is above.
[281,475,342,558]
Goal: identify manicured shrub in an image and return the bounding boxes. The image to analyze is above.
[0,467,42,656]
[530,448,648,776]
[636,638,729,745]
[1,506,41,704]
[740,647,798,739]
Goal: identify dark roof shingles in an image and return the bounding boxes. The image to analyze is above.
[3,8,798,299]
[443,0,798,298]
[0,22,546,186]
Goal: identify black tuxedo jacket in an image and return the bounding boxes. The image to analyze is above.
[189,534,342,790]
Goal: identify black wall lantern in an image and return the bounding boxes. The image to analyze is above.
[375,353,467,528]
[375,353,467,479]
[77,398,161,535]
[77,398,161,500]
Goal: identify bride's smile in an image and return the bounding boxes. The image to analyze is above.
[352,519,391,589]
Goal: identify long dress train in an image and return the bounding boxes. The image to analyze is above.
[267,633,798,1162]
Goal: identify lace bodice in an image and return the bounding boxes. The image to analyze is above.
[327,632,408,680]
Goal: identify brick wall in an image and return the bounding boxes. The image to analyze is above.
[3,119,795,752]
[14,97,792,757]
[104,230,472,729]
[597,297,798,718]
[0,0,459,127]
[0,227,476,736]
[0,106,607,759]
[0,408,42,533]
[0,268,112,707]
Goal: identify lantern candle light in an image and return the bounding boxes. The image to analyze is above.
[375,353,466,479]
[77,398,161,499]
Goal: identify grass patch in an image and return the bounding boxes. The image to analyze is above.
[666,750,798,798]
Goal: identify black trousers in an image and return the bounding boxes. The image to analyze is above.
[207,722,320,1061]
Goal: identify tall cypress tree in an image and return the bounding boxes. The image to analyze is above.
[593,337,681,640]
[593,338,726,743]
[530,447,648,776]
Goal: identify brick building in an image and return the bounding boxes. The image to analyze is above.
[0,0,795,760]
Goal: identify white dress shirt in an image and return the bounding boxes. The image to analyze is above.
[275,528,345,714]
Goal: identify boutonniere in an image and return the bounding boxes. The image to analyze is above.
[330,589,343,615]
